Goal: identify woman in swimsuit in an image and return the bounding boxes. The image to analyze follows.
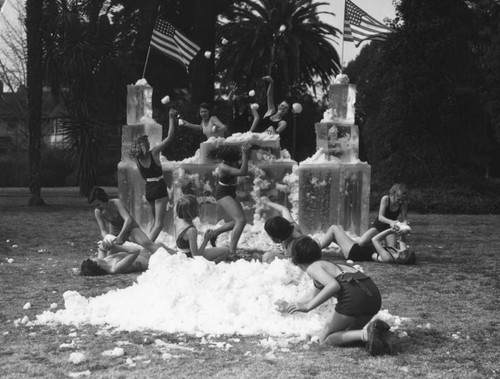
[179,103,228,139]
[253,76,289,134]
[357,183,409,248]
[174,194,229,263]
[283,236,394,356]
[129,108,177,242]
[80,247,152,276]
[319,224,415,265]
[204,142,252,257]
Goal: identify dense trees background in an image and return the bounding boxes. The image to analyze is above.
[18,0,500,197]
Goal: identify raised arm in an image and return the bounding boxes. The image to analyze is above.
[248,107,260,132]
[261,196,294,223]
[218,142,252,177]
[263,76,275,117]
[152,108,177,157]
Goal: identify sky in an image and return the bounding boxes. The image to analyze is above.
[318,0,397,66]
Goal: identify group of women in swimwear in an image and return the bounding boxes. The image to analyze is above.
[81,76,415,356]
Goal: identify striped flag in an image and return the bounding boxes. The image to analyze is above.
[151,17,200,67]
[344,0,394,47]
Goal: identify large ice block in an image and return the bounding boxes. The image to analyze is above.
[121,122,162,162]
[126,84,153,125]
[315,122,359,163]
[329,84,356,124]
[199,133,281,164]
[298,162,371,236]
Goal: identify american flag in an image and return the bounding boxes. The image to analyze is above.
[151,18,200,67]
[344,0,394,47]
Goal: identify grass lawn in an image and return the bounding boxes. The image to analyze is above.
[1,191,499,378]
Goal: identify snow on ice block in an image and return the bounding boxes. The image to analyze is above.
[298,162,371,236]
[315,122,359,163]
[199,132,281,164]
[121,122,162,162]
[126,84,153,125]
[329,84,356,124]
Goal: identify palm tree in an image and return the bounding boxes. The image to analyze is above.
[216,0,340,97]
[26,0,45,205]
[42,0,131,196]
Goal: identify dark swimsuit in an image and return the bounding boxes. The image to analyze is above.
[313,263,381,317]
[347,243,377,262]
[256,114,280,133]
[215,174,237,201]
[176,225,195,258]
[137,151,168,202]
[372,198,401,232]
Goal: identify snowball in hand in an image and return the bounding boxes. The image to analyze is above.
[161,95,170,105]
[250,103,259,111]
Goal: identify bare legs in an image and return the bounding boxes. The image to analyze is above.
[208,196,246,255]
[320,225,357,259]
[148,197,167,242]
[321,312,372,346]
[129,228,174,254]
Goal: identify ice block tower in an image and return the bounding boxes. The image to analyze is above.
[118,79,296,237]
[298,74,371,236]
[118,79,165,232]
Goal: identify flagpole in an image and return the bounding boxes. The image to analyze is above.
[340,0,346,73]
[142,44,153,79]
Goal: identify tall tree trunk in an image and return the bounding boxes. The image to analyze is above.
[26,0,45,206]
[191,0,215,104]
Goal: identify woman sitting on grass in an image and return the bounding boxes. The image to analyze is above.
[175,194,229,263]
[283,236,394,356]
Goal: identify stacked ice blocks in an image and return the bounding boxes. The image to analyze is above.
[126,83,153,125]
[298,76,371,235]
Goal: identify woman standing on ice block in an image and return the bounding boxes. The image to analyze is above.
[253,76,289,134]
[179,103,228,139]
[204,142,252,258]
[284,236,394,356]
[174,194,230,263]
[129,108,177,242]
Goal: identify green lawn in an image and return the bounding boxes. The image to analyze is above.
[1,193,499,378]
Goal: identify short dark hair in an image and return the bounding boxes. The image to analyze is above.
[175,194,199,220]
[87,187,108,204]
[199,102,212,113]
[80,259,108,276]
[290,236,322,265]
[264,216,294,242]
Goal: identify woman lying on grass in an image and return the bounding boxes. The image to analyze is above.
[320,223,415,264]
[81,246,152,276]
[283,236,394,356]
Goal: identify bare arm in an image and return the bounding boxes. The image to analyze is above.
[275,120,287,134]
[288,265,340,313]
[372,228,397,262]
[94,209,109,239]
[261,196,294,223]
[181,120,202,132]
[152,109,177,157]
[377,196,396,226]
[112,199,134,244]
[249,108,260,132]
[210,116,228,134]
[186,227,202,257]
[399,201,408,223]
[108,250,141,274]
[218,142,252,177]
[263,76,275,117]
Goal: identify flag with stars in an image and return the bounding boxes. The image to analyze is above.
[344,0,394,47]
[151,17,200,67]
